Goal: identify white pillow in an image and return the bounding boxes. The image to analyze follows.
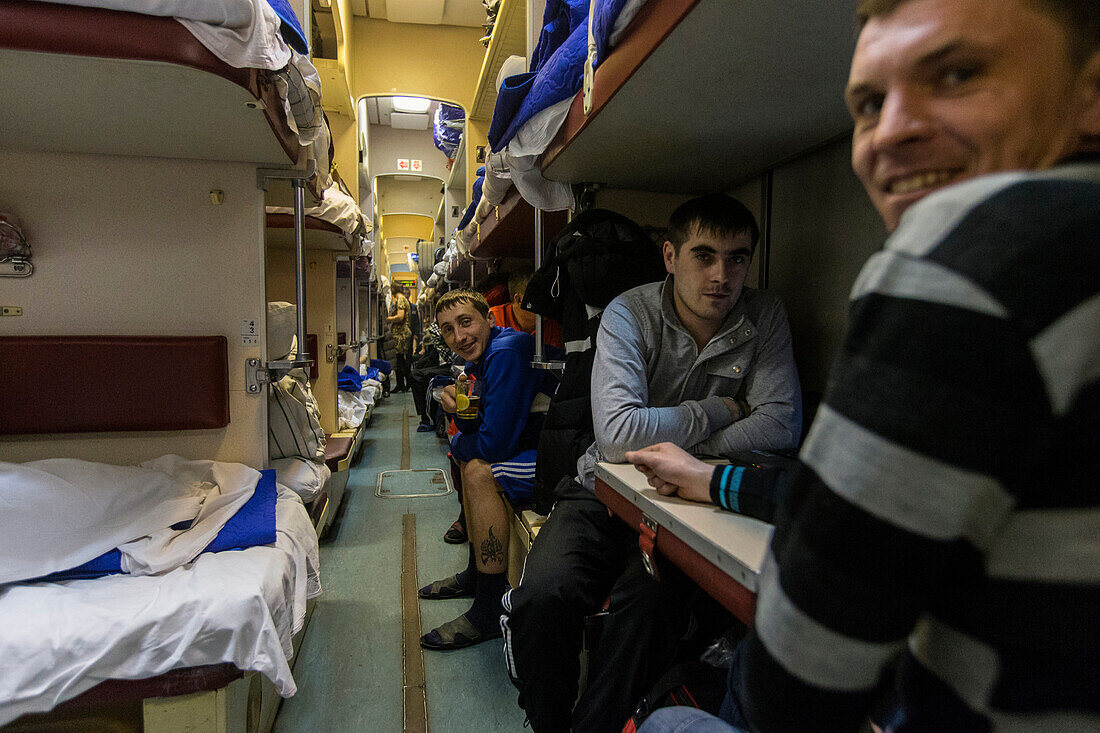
[270,456,329,503]
[267,301,297,360]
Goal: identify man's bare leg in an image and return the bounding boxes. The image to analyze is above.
[419,459,509,649]
[461,458,510,574]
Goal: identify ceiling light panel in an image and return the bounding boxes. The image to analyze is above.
[392,96,431,113]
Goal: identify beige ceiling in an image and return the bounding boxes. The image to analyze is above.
[357,0,486,27]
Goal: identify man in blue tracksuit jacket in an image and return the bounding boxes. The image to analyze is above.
[418,288,558,651]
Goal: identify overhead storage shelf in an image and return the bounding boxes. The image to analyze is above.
[265,213,355,252]
[472,189,568,259]
[541,0,856,192]
[469,0,527,122]
[446,136,468,192]
[0,0,300,166]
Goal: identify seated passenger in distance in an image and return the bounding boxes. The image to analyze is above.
[489,267,564,350]
[633,0,1100,731]
[502,194,803,732]
[409,320,457,433]
[418,288,559,651]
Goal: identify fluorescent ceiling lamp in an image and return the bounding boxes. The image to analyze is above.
[392,96,431,114]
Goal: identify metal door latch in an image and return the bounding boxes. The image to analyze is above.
[245,357,312,394]
[638,513,660,580]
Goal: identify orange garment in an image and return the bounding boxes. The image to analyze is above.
[489,303,563,350]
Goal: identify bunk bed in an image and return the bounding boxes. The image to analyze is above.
[0,0,322,174]
[0,337,320,730]
[471,188,568,259]
[539,0,856,192]
[0,2,332,729]
[446,0,656,278]
[264,181,371,539]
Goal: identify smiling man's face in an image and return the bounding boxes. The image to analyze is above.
[847,0,1098,231]
[436,302,492,363]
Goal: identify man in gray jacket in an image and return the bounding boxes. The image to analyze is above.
[502,194,802,732]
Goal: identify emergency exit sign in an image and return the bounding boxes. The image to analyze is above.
[396,159,423,171]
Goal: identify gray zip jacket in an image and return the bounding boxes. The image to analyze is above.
[577,278,802,490]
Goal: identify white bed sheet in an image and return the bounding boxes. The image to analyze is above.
[0,456,258,585]
[0,485,320,726]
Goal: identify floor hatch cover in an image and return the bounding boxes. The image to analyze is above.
[375,469,453,498]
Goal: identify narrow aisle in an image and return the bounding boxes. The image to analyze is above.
[274,392,526,732]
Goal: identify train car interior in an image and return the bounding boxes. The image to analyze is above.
[2,0,1097,731]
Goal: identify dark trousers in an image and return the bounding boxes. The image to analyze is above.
[394,350,411,391]
[410,362,448,423]
[503,481,692,732]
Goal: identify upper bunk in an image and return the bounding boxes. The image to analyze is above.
[265,213,357,252]
[471,188,567,259]
[539,0,857,192]
[0,0,314,168]
[266,179,369,255]
[469,0,527,122]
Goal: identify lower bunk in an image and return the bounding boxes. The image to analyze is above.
[0,478,320,732]
[0,335,324,733]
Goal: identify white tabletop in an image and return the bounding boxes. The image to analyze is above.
[595,462,773,592]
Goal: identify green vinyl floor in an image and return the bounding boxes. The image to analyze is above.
[273,392,527,733]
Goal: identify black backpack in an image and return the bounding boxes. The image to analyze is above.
[523,209,667,515]
[621,661,728,733]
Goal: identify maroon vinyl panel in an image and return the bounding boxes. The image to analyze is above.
[0,336,229,435]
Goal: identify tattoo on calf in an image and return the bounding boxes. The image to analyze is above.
[480,527,505,565]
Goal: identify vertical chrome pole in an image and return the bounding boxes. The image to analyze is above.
[293,178,308,360]
[350,252,358,358]
[533,208,544,362]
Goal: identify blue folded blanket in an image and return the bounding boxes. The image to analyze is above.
[370,359,392,375]
[33,470,279,583]
[488,0,633,153]
[338,365,364,392]
[457,172,485,231]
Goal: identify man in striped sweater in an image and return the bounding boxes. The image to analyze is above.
[631,0,1100,730]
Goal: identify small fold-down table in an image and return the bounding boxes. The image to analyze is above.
[594,462,773,625]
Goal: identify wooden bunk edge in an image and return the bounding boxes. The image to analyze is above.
[594,477,758,625]
[266,211,346,235]
[0,0,300,167]
[541,0,703,173]
[49,664,245,711]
